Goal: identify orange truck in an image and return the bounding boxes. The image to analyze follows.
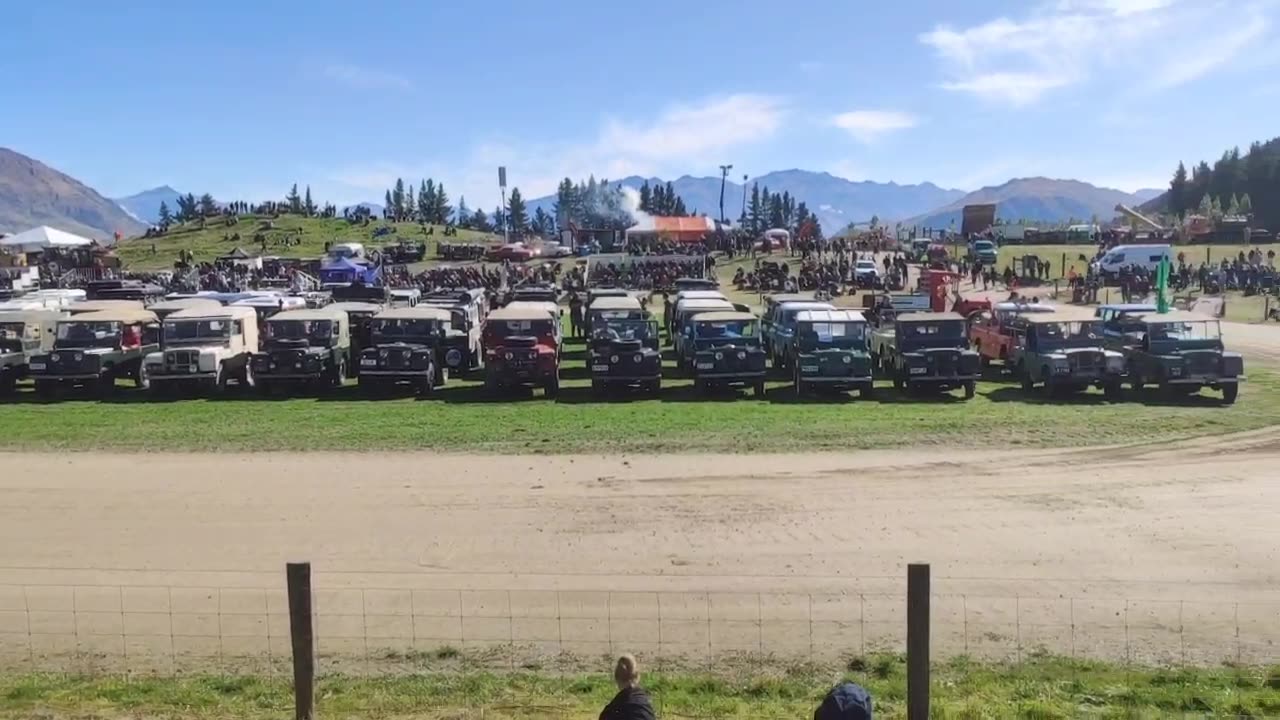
[968,302,1056,366]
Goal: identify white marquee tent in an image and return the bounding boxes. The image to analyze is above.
[0,226,95,253]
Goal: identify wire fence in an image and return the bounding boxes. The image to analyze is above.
[1,582,1276,676]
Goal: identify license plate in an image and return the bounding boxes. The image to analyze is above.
[361,359,377,367]
[909,367,926,375]
[801,365,819,372]
[696,362,714,370]
[1169,367,1182,376]
[592,364,609,372]
[29,363,45,370]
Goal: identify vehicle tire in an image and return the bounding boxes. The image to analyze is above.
[859,384,873,400]
[0,373,15,395]
[1104,379,1123,402]
[647,379,661,397]
[418,375,434,397]
[754,380,766,399]
[893,369,904,391]
[963,380,976,400]
[213,365,227,395]
[1222,383,1239,405]
[1020,371,1035,393]
[134,363,150,390]
[545,375,560,398]
[95,375,115,398]
[1129,363,1145,391]
[35,380,57,399]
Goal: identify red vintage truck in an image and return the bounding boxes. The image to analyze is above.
[969,301,1057,366]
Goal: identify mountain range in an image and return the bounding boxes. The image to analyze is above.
[114,186,184,224]
[0,147,145,241]
[906,178,1159,230]
[0,145,1171,243]
[526,171,967,232]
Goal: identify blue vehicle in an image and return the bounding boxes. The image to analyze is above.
[762,298,834,370]
[969,239,998,265]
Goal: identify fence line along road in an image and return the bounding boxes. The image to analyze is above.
[0,583,1275,675]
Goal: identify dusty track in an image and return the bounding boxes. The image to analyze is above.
[2,434,1278,602]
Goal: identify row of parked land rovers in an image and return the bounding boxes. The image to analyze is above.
[0,278,1245,403]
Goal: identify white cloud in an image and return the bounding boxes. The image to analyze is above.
[320,62,412,91]
[919,0,1271,105]
[325,93,787,208]
[831,110,920,143]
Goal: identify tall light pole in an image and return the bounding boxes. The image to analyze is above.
[498,166,509,244]
[718,164,733,228]
[740,173,749,226]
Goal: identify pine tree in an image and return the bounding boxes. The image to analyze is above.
[1169,162,1189,217]
[158,201,172,226]
[1240,193,1253,214]
[303,186,316,217]
[1228,194,1241,216]
[507,187,529,233]
[639,181,652,212]
[748,183,763,234]
[492,206,507,234]
[286,184,302,214]
[434,182,451,224]
[768,192,784,229]
[532,207,551,235]
[417,181,430,221]
[456,196,471,228]
[470,208,490,232]
[1198,193,1213,217]
[392,178,407,221]
[384,190,393,216]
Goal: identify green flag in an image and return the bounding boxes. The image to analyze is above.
[1156,255,1170,313]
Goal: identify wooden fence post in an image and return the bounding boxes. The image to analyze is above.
[287,562,315,720]
[907,563,931,720]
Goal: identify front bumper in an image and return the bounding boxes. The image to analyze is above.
[256,372,325,380]
[904,372,980,382]
[799,374,873,384]
[593,373,661,383]
[360,369,432,378]
[1164,375,1243,385]
[28,372,102,381]
[697,371,765,381]
[150,370,218,381]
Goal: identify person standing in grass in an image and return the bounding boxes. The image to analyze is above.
[599,654,654,720]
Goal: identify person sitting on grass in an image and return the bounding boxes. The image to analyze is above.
[814,681,873,720]
[599,654,654,720]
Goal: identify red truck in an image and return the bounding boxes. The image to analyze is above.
[968,301,1056,366]
[482,304,561,396]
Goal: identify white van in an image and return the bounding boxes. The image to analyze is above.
[1091,244,1172,278]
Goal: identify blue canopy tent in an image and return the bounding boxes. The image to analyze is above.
[319,257,381,285]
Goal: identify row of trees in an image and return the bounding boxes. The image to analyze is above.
[740,183,823,241]
[382,178,453,225]
[1165,137,1280,229]
[636,180,690,216]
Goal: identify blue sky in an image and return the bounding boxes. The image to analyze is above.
[3,0,1277,209]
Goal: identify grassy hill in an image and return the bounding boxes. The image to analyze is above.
[114,215,499,270]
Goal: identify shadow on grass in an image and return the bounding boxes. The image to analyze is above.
[985,385,1231,407]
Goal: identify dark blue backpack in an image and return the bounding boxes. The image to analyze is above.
[814,682,872,720]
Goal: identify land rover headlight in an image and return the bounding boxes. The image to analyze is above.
[842,356,851,364]
[51,353,60,362]
[714,351,723,360]
[633,354,642,363]
[610,354,619,363]
[736,350,746,360]
[504,352,513,361]
[74,352,83,361]
[1106,355,1124,370]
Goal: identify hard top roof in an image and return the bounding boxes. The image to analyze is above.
[897,311,965,322]
[993,301,1055,313]
[777,302,835,313]
[232,295,305,307]
[676,298,734,310]
[488,304,558,321]
[588,296,643,311]
[327,301,385,313]
[71,300,145,312]
[0,309,63,324]
[1021,308,1098,324]
[691,311,757,323]
[166,305,258,321]
[373,306,452,322]
[765,293,816,304]
[268,308,346,322]
[149,298,224,311]
[674,290,726,301]
[795,309,867,323]
[63,308,158,323]
[1129,310,1217,323]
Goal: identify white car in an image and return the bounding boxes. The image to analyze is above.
[854,260,879,278]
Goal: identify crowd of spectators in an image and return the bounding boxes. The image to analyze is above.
[580,257,709,291]
[624,236,711,256]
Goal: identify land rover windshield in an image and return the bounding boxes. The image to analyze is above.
[798,321,867,350]
[488,319,555,340]
[695,320,757,342]
[266,319,333,341]
[1033,320,1102,349]
[55,321,120,348]
[1147,320,1220,342]
[371,318,438,340]
[592,319,657,342]
[902,320,964,339]
[164,318,231,342]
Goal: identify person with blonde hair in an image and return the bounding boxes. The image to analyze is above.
[598,653,654,720]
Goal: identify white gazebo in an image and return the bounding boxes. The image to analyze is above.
[0,226,95,253]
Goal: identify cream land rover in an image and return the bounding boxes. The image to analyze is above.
[145,305,260,394]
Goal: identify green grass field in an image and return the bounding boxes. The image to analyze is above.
[114,216,498,271]
[2,654,1278,719]
[0,341,1272,453]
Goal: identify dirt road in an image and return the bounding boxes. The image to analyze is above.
[2,435,1278,667]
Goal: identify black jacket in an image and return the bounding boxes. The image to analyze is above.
[599,686,656,720]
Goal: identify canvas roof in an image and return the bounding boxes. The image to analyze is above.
[794,309,867,323]
[690,311,757,323]
[374,306,451,322]
[0,226,94,251]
